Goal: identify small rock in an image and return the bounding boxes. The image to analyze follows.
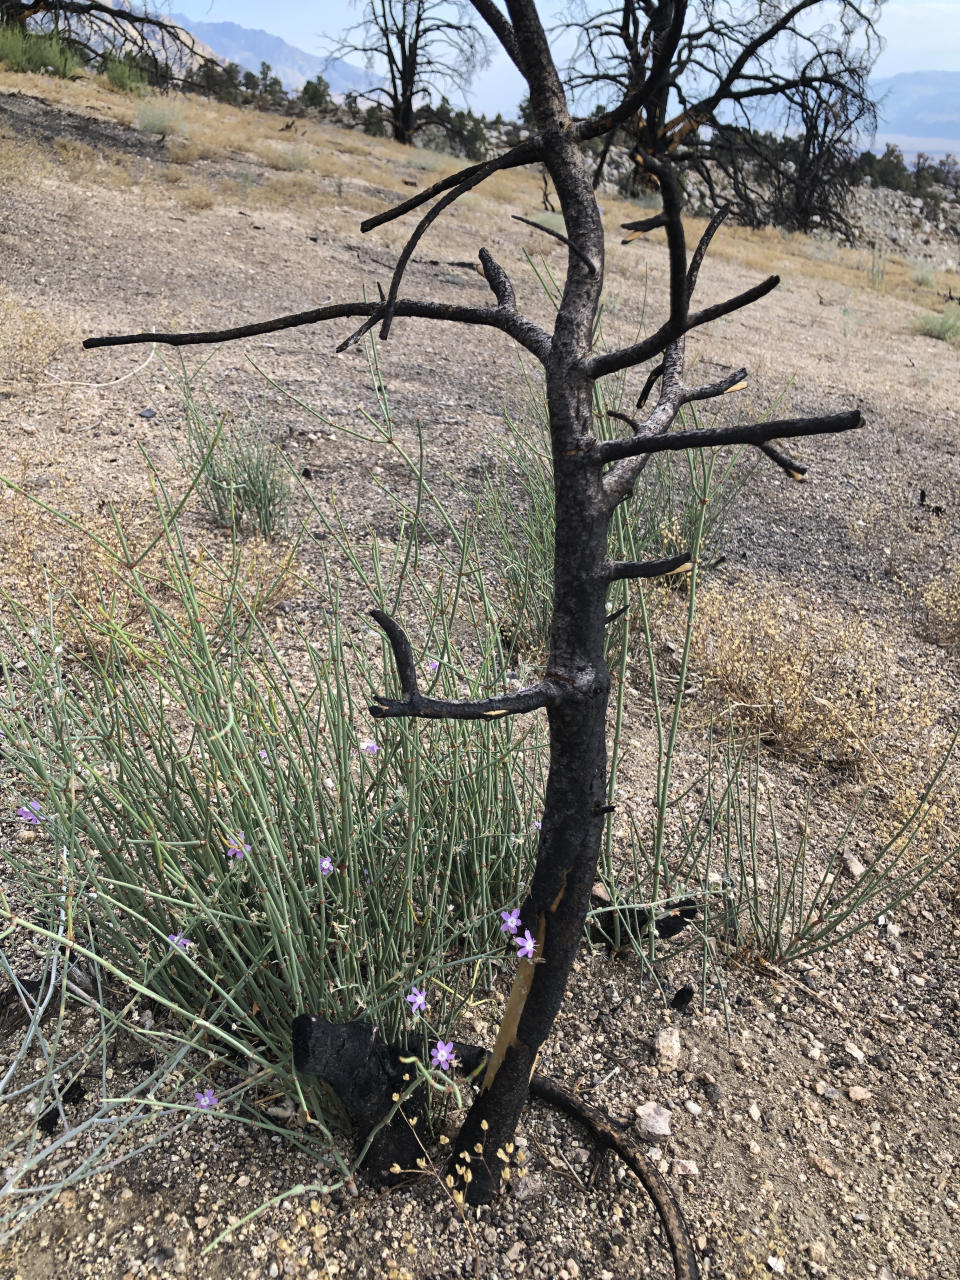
[673,1159,699,1178]
[843,1040,865,1064]
[564,1260,580,1278]
[635,1101,672,1138]
[505,1242,524,1262]
[767,1256,785,1274]
[848,1086,871,1103]
[138,408,157,420]
[748,1101,762,1123]
[842,852,866,880]
[701,1080,722,1103]
[684,1100,702,1117]
[510,1174,541,1202]
[483,1226,497,1245]
[655,1027,682,1071]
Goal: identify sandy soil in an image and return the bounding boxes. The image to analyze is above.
[0,77,959,1280]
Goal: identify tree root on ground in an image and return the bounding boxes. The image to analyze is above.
[293,1017,699,1280]
[455,1043,700,1280]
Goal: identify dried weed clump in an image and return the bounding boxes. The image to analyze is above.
[0,487,297,662]
[0,288,68,386]
[687,574,944,783]
[173,181,216,211]
[51,134,134,187]
[916,570,960,651]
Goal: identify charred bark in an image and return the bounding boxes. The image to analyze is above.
[85,4,868,1271]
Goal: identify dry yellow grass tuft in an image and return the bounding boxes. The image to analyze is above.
[173,181,216,211]
[916,570,960,651]
[0,485,297,663]
[0,288,71,387]
[686,574,945,782]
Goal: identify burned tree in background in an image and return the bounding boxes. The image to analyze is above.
[86,2,865,1274]
[325,0,490,145]
[564,0,880,232]
[0,0,216,86]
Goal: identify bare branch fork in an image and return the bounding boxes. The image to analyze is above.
[83,1,867,1270]
[368,609,558,720]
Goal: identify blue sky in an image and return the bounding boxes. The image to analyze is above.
[170,1,960,117]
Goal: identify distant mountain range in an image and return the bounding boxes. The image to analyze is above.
[870,70,960,156]
[169,14,377,95]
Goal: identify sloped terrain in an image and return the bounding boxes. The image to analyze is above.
[0,75,959,1280]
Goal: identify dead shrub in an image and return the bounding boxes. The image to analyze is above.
[916,571,960,652]
[687,574,943,780]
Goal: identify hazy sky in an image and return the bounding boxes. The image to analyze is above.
[171,1,960,115]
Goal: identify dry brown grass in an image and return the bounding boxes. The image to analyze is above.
[173,181,216,211]
[0,134,50,183]
[0,485,297,662]
[163,136,218,165]
[684,574,945,783]
[0,288,72,387]
[916,570,960,651]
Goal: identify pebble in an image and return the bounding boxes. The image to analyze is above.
[635,1101,672,1138]
[684,1099,702,1116]
[848,1086,872,1103]
[844,1040,866,1064]
[748,1101,762,1122]
[766,1256,786,1274]
[673,1159,699,1177]
[842,852,867,880]
[655,1027,682,1071]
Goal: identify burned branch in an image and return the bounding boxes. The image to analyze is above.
[368,609,558,720]
[596,412,862,467]
[512,214,598,275]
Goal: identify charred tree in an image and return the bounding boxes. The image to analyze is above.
[563,0,879,231]
[86,2,866,1273]
[324,0,489,145]
[0,1,217,87]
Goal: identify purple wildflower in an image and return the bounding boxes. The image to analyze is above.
[499,908,521,936]
[319,856,334,877]
[167,932,191,950]
[428,660,439,671]
[514,929,536,961]
[257,749,269,761]
[195,1088,219,1110]
[533,820,542,831]
[226,831,251,860]
[17,802,45,825]
[430,1041,456,1072]
[359,739,379,755]
[406,986,427,1016]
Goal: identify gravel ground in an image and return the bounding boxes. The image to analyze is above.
[0,78,958,1280]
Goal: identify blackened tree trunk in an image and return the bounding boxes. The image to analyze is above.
[86,0,865,1265]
